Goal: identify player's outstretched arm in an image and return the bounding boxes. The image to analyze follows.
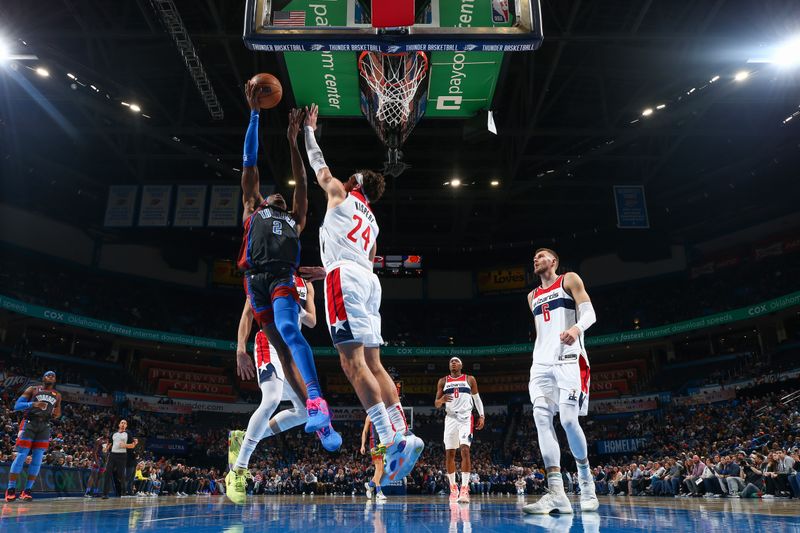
[242,81,264,220]
[303,103,346,208]
[560,272,596,346]
[299,281,316,328]
[53,392,62,418]
[287,108,308,233]
[236,299,257,381]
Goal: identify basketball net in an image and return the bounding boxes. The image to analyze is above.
[358,51,429,127]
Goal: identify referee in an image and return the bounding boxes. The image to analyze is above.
[102,420,138,499]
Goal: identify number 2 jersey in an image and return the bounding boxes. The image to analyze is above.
[529,274,586,365]
[319,190,378,271]
[237,202,300,274]
[443,374,473,421]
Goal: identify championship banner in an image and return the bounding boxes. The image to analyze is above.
[589,395,659,414]
[477,267,528,294]
[138,185,172,227]
[212,259,244,287]
[613,185,649,229]
[596,438,649,455]
[103,185,137,227]
[207,185,240,227]
[148,368,228,385]
[173,185,207,227]
[156,379,234,396]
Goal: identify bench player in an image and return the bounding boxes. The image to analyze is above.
[238,85,333,436]
[522,248,599,514]
[300,103,424,484]
[435,357,484,503]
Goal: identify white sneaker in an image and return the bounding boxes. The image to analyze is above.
[579,480,599,512]
[449,484,460,502]
[522,489,573,514]
[376,492,387,502]
[364,482,374,499]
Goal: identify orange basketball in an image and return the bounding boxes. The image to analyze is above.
[250,73,283,109]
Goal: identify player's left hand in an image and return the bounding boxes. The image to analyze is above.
[299,266,327,281]
[475,416,485,430]
[245,81,260,112]
[287,108,303,143]
[304,103,319,130]
[560,326,581,346]
[236,348,256,381]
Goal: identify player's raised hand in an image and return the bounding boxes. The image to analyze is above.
[299,266,327,281]
[304,103,319,130]
[287,108,303,143]
[236,347,256,381]
[475,416,485,431]
[32,401,48,410]
[245,81,260,112]
[560,326,580,346]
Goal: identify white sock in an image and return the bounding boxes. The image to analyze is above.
[461,472,470,488]
[447,472,456,485]
[366,403,394,445]
[234,436,258,470]
[576,460,593,483]
[386,402,408,433]
[547,472,564,494]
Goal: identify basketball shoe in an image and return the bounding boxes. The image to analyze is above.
[522,489,573,514]
[225,468,252,505]
[5,488,15,502]
[379,431,425,485]
[19,490,33,502]
[449,483,460,502]
[457,484,470,503]
[579,479,599,511]
[228,430,245,470]
[305,397,332,433]
[316,422,342,452]
[365,481,375,499]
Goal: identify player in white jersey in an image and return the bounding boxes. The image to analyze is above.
[225,275,341,504]
[300,103,424,485]
[435,357,485,503]
[523,248,599,515]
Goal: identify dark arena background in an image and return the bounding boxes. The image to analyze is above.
[1,0,800,531]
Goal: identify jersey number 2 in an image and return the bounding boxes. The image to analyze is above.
[347,215,371,252]
[542,303,551,322]
[272,221,282,235]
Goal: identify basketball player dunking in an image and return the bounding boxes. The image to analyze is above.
[237,84,338,441]
[523,248,599,514]
[300,103,424,484]
[226,274,338,504]
[435,357,485,504]
[5,371,61,502]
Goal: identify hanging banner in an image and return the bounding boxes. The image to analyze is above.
[173,185,207,227]
[138,185,172,227]
[207,186,240,227]
[614,185,649,229]
[104,185,138,227]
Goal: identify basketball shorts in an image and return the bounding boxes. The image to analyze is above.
[16,419,50,450]
[244,270,299,327]
[323,262,383,347]
[443,415,474,449]
[528,354,591,416]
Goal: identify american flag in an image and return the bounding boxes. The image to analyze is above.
[273,10,306,27]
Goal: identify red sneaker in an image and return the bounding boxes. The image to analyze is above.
[19,490,33,502]
[4,488,16,502]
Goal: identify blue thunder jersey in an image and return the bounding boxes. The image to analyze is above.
[27,386,58,422]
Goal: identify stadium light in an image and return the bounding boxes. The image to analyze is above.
[129,104,141,112]
[773,36,800,67]
[35,67,49,77]
[642,108,654,117]
[0,40,9,63]
[450,178,461,187]
[288,179,296,186]
[490,180,500,187]
[734,71,750,82]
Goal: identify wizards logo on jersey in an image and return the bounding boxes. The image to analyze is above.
[325,268,354,344]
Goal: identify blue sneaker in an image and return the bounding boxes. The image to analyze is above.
[316,423,342,452]
[380,432,424,485]
[305,397,332,433]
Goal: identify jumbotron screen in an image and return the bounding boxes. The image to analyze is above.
[373,255,423,277]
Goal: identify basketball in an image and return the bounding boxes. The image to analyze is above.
[250,73,283,109]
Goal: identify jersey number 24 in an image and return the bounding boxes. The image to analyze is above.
[347,215,372,252]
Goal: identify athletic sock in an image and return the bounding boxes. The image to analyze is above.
[576,460,593,483]
[386,402,408,433]
[447,472,456,486]
[461,472,470,488]
[366,403,394,445]
[25,477,35,490]
[234,436,259,471]
[375,484,383,493]
[547,472,565,494]
[7,477,16,490]
[368,480,376,488]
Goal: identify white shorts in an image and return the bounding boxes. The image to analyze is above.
[255,331,297,402]
[528,354,590,416]
[443,415,474,449]
[323,262,383,347]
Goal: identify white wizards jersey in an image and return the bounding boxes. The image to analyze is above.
[443,374,473,420]
[529,274,585,365]
[319,190,379,272]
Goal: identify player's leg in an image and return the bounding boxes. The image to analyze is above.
[272,293,322,400]
[6,424,32,501]
[556,359,598,512]
[523,366,572,515]
[21,436,48,500]
[444,419,460,501]
[458,442,472,503]
[371,455,386,500]
[364,347,408,434]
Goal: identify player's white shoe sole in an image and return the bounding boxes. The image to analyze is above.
[522,490,573,514]
[579,480,599,511]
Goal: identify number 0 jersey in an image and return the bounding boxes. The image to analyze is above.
[442,374,473,420]
[529,274,586,365]
[319,190,378,272]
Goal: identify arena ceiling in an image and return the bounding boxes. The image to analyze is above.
[1,0,799,265]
